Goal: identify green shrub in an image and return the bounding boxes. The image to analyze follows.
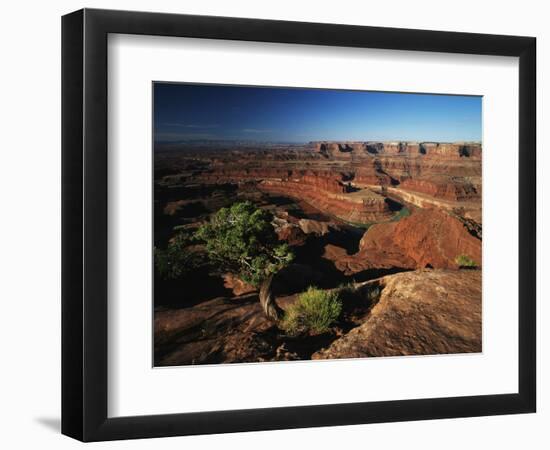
[281,287,342,335]
[455,254,477,268]
[154,230,204,280]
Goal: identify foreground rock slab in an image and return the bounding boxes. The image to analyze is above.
[313,269,481,359]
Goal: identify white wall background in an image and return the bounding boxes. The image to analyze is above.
[0,0,546,448]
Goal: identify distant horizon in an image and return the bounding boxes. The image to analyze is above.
[155,138,483,144]
[154,83,482,144]
[155,139,482,145]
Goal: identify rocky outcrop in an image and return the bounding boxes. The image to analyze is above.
[222,273,256,296]
[155,293,277,366]
[399,178,480,202]
[313,269,482,359]
[361,208,481,268]
[422,142,482,159]
[369,156,481,181]
[155,269,482,365]
[312,141,482,160]
[258,177,393,223]
[276,223,308,245]
[315,142,356,159]
[298,219,331,236]
[324,208,481,273]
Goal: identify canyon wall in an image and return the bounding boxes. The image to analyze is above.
[308,142,482,204]
[259,179,393,223]
[160,141,482,226]
[311,141,482,160]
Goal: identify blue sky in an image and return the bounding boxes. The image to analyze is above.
[154,83,482,143]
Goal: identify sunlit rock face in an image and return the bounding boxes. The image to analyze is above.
[313,269,482,359]
[312,140,481,159]
[322,208,481,274]
[259,176,393,223]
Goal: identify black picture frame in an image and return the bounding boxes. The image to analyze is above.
[62,8,536,442]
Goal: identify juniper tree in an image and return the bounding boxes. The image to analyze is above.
[196,201,293,320]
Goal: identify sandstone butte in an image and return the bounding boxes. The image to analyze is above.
[324,207,482,274]
[312,141,482,160]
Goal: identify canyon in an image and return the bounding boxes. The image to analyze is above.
[154,140,482,364]
[157,140,481,226]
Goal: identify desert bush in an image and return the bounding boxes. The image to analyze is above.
[281,287,342,335]
[154,230,205,280]
[455,254,477,268]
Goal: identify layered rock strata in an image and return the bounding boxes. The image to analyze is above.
[158,141,482,226]
[193,168,394,223]
[311,141,482,160]
[259,178,393,223]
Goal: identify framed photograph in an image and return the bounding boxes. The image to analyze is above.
[62,8,536,441]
